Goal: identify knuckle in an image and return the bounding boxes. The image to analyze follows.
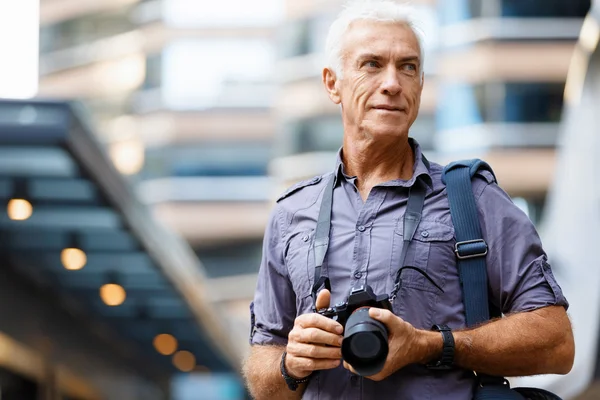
[310,314,319,326]
[286,343,298,356]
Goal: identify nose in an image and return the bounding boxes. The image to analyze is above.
[380,66,402,96]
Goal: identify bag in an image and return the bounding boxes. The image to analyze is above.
[442,160,563,400]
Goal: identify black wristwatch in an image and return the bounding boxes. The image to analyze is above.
[280,351,311,391]
[426,324,455,370]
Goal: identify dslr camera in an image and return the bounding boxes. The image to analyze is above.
[317,284,392,376]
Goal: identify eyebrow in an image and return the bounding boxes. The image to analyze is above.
[356,53,421,64]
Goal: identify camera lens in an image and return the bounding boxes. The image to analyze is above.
[342,308,388,376]
[348,331,381,359]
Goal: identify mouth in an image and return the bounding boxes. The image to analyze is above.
[372,105,404,112]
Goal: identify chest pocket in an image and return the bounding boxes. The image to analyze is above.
[390,218,455,328]
[284,229,315,314]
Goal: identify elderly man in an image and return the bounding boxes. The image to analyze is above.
[242,1,574,399]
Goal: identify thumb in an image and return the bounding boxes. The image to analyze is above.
[368,308,398,327]
[315,289,331,311]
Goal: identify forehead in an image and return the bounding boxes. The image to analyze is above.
[341,20,421,60]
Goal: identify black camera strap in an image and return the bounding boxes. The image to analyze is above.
[311,172,427,309]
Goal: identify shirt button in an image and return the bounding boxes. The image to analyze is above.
[302,235,309,242]
[358,225,366,232]
[350,374,359,384]
[420,230,429,238]
[354,271,362,279]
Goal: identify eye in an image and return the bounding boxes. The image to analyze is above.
[363,60,380,69]
[402,63,417,73]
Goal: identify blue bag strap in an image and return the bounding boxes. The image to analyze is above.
[442,159,495,327]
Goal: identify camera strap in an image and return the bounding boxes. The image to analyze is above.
[311,172,427,309]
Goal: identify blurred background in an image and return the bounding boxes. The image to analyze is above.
[0,0,598,398]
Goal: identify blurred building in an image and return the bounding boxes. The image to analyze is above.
[37,0,284,368]
[433,0,591,221]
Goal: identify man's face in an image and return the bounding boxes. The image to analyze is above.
[325,20,424,140]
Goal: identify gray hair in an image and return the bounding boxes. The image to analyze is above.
[324,0,426,79]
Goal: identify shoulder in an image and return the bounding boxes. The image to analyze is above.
[434,159,498,199]
[276,173,329,203]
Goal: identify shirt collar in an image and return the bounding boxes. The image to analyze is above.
[333,138,433,189]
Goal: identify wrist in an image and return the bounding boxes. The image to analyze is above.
[284,353,310,380]
[280,351,311,391]
[415,329,444,365]
[425,324,455,369]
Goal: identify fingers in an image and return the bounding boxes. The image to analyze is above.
[368,307,398,326]
[315,289,331,311]
[287,342,342,360]
[286,355,341,374]
[295,312,343,335]
[289,325,343,347]
[343,360,356,375]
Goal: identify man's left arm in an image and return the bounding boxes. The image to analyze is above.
[346,176,575,380]
[350,303,573,380]
[451,304,574,376]
[457,176,575,376]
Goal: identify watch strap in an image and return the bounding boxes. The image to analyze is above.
[280,351,311,391]
[427,324,455,370]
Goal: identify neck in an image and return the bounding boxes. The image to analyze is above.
[342,137,415,199]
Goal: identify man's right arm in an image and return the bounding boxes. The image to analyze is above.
[243,345,305,400]
[243,289,343,400]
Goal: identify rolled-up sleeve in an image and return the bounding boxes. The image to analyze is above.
[249,206,296,346]
[476,182,569,315]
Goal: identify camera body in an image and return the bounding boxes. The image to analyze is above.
[317,284,392,325]
[317,285,393,376]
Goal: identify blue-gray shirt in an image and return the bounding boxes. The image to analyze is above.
[250,140,568,400]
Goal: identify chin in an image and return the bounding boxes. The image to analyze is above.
[365,122,408,140]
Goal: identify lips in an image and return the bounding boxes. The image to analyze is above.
[372,105,403,112]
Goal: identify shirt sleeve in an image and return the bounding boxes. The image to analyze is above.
[476,181,569,315]
[249,205,296,346]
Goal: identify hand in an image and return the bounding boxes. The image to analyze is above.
[285,289,344,379]
[343,307,421,381]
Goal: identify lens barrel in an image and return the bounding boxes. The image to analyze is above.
[341,308,389,376]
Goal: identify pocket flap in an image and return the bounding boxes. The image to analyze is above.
[395,218,454,242]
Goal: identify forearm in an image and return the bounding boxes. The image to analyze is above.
[242,345,306,400]
[424,305,574,376]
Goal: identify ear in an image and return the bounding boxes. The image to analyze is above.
[322,67,341,105]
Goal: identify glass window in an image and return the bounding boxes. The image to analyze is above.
[501,0,590,18]
[281,116,343,155]
[196,240,263,278]
[161,39,276,110]
[504,83,564,123]
[437,81,565,130]
[439,0,590,24]
[142,142,272,179]
[142,54,162,90]
[162,0,284,28]
[438,0,476,25]
[39,6,137,53]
